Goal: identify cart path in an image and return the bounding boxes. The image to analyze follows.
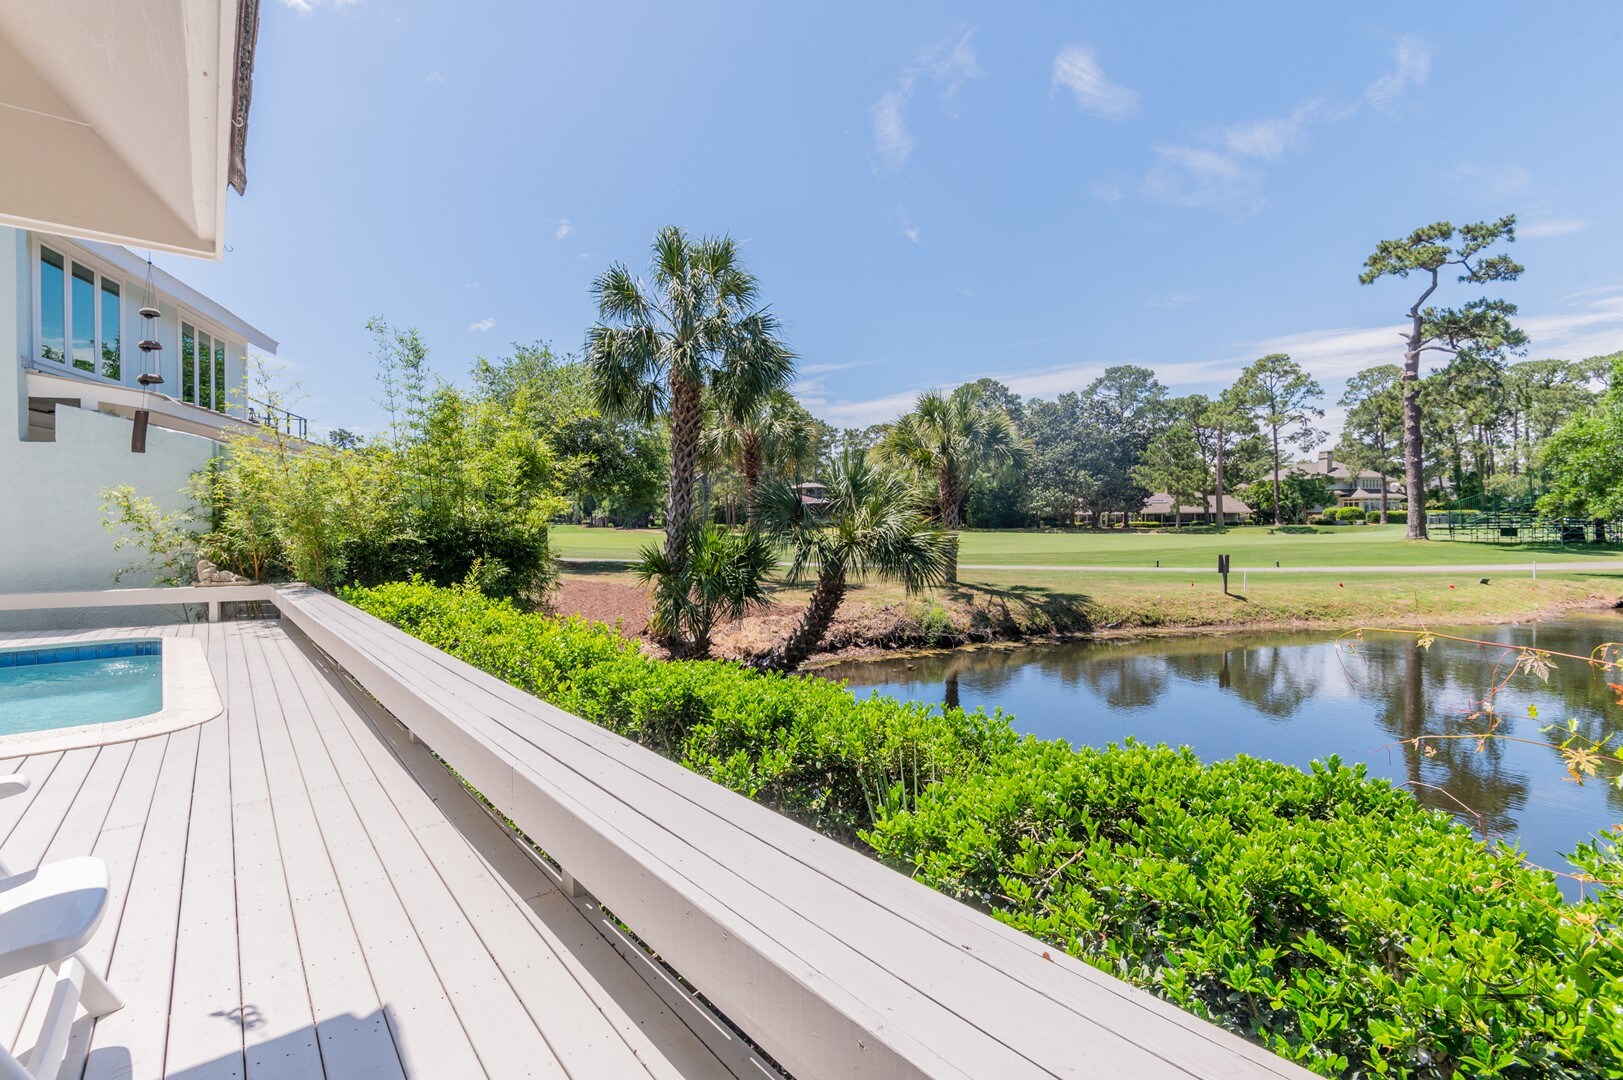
[559,557,1623,575]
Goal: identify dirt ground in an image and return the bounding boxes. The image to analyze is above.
[551,568,1084,662]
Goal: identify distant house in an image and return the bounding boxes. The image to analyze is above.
[792,481,829,508]
[1140,493,1252,525]
[1269,451,1406,515]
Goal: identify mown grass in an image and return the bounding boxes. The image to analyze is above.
[552,523,1623,569]
[557,562,1621,643]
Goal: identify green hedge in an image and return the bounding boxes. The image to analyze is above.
[342,579,1014,838]
[344,580,1623,1078]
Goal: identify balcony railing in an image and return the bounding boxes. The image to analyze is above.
[246,398,308,440]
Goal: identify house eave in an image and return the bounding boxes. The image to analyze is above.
[0,0,259,260]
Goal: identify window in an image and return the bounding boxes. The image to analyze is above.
[38,248,64,363]
[100,280,120,379]
[181,322,196,403]
[213,343,226,411]
[36,245,122,380]
[179,320,229,412]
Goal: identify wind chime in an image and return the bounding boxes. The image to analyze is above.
[131,256,163,453]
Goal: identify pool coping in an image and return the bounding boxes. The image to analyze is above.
[0,636,223,755]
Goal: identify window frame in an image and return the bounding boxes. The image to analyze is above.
[30,237,127,388]
[176,309,235,414]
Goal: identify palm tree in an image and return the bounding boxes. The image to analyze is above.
[631,523,776,659]
[588,226,793,570]
[754,451,950,672]
[875,386,1025,580]
[702,388,816,522]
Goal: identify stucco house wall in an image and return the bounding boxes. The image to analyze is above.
[0,225,274,626]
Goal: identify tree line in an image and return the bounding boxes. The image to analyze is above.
[105,218,1621,668]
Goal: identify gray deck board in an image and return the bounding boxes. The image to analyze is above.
[0,621,732,1080]
[284,587,1313,1080]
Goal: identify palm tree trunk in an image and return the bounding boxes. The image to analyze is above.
[760,572,846,672]
[1379,473,1389,525]
[665,376,704,564]
[939,470,963,583]
[1215,426,1226,527]
[742,435,764,523]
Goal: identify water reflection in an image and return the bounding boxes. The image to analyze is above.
[827,614,1623,890]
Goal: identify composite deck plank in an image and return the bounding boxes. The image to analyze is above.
[291,590,1310,1080]
[0,750,71,1055]
[161,631,248,1080]
[81,725,202,1080]
[314,660,748,1080]
[5,742,134,1065]
[315,590,1311,1077]
[241,627,569,1080]
[57,734,170,1079]
[285,596,1039,1080]
[221,625,324,1080]
[0,744,106,1051]
[357,622,1283,1077]
[236,628,484,1080]
[284,632,734,1080]
[233,628,407,1080]
[290,598,1056,1076]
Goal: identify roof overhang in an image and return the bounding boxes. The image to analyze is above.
[0,0,260,260]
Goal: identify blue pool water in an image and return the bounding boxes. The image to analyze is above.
[0,641,163,734]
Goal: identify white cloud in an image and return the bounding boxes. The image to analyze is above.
[1051,45,1138,121]
[871,92,914,171]
[1149,292,1198,309]
[469,317,496,332]
[805,291,1623,431]
[426,70,445,85]
[893,206,922,244]
[1143,145,1264,215]
[277,0,360,12]
[923,29,983,108]
[1219,102,1320,161]
[870,29,983,172]
[1519,215,1591,240]
[1127,38,1434,216]
[1444,162,1532,200]
[799,360,880,376]
[555,219,574,240]
[1364,35,1431,111]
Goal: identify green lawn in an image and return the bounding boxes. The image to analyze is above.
[551,523,1623,569]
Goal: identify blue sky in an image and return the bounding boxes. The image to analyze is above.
[158,2,1623,440]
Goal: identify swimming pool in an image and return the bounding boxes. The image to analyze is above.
[0,640,164,734]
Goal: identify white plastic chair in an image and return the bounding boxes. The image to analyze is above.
[0,776,123,1079]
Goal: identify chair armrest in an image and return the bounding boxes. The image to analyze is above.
[0,777,29,802]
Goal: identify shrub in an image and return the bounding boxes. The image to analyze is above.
[1386,509,1407,524]
[1274,524,1321,535]
[866,740,1623,1078]
[345,580,1623,1078]
[1126,520,1162,530]
[1330,506,1366,523]
[343,579,1016,838]
[1308,515,1335,526]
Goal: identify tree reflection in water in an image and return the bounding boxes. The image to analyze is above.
[826,614,1623,881]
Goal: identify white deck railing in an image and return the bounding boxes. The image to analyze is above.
[7,585,1314,1079]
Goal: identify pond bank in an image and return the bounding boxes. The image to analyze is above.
[552,567,1623,668]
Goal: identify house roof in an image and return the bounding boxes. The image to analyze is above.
[1143,493,1253,515]
[72,235,278,351]
[0,0,261,259]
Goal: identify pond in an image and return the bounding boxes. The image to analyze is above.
[824,614,1623,893]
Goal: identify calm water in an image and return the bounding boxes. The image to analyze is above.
[0,656,163,732]
[826,614,1623,888]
